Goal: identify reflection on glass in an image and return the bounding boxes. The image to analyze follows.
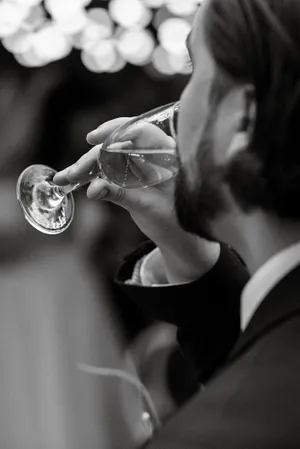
[17,102,179,235]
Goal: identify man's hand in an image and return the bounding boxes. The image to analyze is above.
[54,118,220,284]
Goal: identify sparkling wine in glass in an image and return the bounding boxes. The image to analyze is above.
[98,101,180,190]
[17,101,180,235]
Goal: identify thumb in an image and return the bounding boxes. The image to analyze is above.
[86,177,140,210]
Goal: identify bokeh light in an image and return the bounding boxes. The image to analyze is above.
[151,45,191,75]
[168,50,190,72]
[109,0,151,29]
[117,29,155,66]
[14,47,45,67]
[152,46,177,76]
[79,8,113,52]
[0,1,30,38]
[88,7,114,28]
[2,29,32,54]
[31,23,72,63]
[0,0,201,75]
[20,4,46,32]
[54,8,88,35]
[158,18,191,54]
[13,0,43,6]
[45,0,89,19]
[90,39,117,70]
[142,0,166,7]
[153,6,173,29]
[81,50,104,73]
[108,54,127,72]
[165,0,198,16]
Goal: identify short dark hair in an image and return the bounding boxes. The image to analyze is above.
[204,0,300,219]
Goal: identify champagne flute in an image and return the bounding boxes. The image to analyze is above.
[17,101,180,235]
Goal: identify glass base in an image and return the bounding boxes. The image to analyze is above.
[16,165,75,235]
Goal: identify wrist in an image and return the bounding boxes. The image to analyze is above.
[158,236,220,284]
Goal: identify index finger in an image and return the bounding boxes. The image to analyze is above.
[53,140,134,187]
[86,117,132,145]
[53,145,101,186]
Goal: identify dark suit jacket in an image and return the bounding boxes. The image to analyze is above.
[116,242,300,448]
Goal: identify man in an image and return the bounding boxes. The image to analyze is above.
[55,0,300,447]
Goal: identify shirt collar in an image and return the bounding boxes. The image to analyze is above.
[241,241,300,331]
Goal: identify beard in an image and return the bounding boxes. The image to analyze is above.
[175,106,229,242]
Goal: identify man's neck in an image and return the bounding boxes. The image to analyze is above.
[237,212,300,275]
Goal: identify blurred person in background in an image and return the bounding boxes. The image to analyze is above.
[0,66,148,449]
[0,55,193,447]
[45,65,199,420]
[55,0,300,447]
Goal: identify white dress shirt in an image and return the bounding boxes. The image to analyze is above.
[137,242,300,331]
[240,241,300,330]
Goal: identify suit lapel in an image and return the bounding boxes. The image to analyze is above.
[228,263,300,362]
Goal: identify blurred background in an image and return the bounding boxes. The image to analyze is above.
[0,1,200,448]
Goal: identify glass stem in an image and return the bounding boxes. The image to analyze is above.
[55,162,101,197]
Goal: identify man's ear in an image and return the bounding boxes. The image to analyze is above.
[226,85,256,160]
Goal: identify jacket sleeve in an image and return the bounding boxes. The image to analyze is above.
[114,241,250,383]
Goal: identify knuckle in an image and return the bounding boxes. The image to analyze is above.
[79,152,90,165]
[114,188,126,203]
[66,163,78,182]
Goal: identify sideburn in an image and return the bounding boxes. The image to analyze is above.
[223,150,269,213]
